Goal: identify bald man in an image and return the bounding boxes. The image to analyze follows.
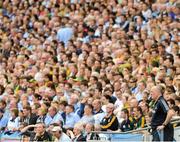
[150,86,174,141]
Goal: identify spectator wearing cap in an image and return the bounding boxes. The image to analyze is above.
[0,108,8,131]
[51,126,71,142]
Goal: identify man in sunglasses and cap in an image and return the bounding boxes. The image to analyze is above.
[51,126,71,142]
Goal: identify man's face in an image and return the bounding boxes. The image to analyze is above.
[92,100,100,110]
[106,104,114,114]
[56,89,63,97]
[139,102,146,112]
[48,107,56,117]
[73,127,80,136]
[0,102,5,109]
[164,58,171,67]
[133,108,139,117]
[85,124,92,133]
[121,111,126,119]
[65,106,72,114]
[150,88,158,101]
[53,130,61,138]
[35,124,45,134]
[84,106,91,115]
[138,82,145,91]
[23,109,29,116]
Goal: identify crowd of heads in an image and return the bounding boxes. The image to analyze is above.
[0,0,180,141]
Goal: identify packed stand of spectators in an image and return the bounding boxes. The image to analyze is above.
[0,0,180,141]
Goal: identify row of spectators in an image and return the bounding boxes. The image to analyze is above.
[0,0,180,141]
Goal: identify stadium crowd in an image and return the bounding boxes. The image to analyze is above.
[0,0,180,141]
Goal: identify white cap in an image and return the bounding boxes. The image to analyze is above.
[52,126,62,132]
[91,72,99,78]
[112,24,120,29]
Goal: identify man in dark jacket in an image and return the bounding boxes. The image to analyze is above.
[22,106,38,126]
[100,103,119,131]
[120,108,134,132]
[150,86,174,141]
[21,122,52,141]
[67,123,86,142]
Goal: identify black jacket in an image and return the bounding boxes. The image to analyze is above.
[100,114,119,131]
[73,134,86,142]
[23,131,52,142]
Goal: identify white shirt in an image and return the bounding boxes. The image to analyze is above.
[94,112,106,125]
[7,117,20,131]
[44,113,64,126]
[142,9,152,20]
[135,91,144,102]
[59,132,72,142]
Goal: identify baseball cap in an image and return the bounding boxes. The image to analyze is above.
[52,126,62,132]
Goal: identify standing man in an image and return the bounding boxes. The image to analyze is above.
[150,86,174,141]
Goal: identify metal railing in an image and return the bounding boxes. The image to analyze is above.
[90,118,180,141]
